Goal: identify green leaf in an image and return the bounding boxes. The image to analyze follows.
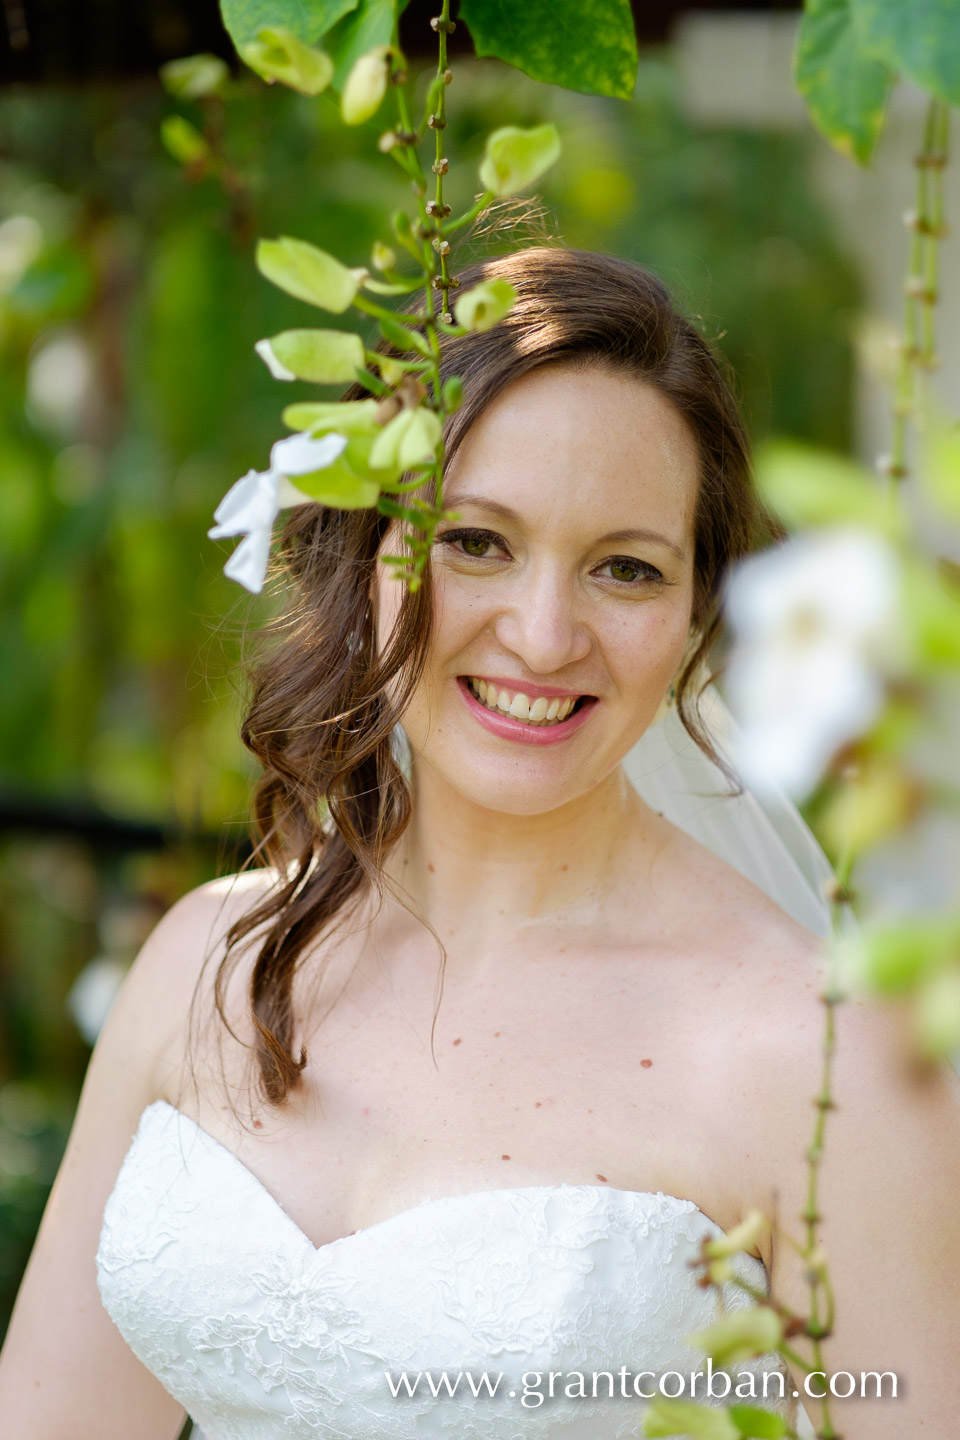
[479,123,562,197]
[256,236,361,312]
[159,53,230,99]
[921,418,960,523]
[258,328,365,383]
[454,278,517,332]
[378,312,432,356]
[853,0,960,106]
[291,455,380,506]
[325,0,408,90]
[282,398,380,432]
[914,968,960,1061]
[219,0,357,50]
[729,1404,788,1438]
[753,439,905,538]
[644,1396,739,1440]
[833,914,960,995]
[240,26,334,93]
[687,1306,783,1366]
[794,0,893,165]
[901,556,960,669]
[160,116,211,166]
[459,0,638,100]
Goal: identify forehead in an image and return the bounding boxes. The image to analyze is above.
[443,362,700,541]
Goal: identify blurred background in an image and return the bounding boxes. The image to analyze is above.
[0,0,956,1341]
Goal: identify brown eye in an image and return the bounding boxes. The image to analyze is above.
[436,527,506,560]
[598,555,664,584]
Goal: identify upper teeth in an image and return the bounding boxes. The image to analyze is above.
[467,677,580,725]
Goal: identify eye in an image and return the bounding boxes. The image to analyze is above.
[596,556,665,585]
[435,527,509,560]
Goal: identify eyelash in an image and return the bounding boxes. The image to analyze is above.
[434,527,667,586]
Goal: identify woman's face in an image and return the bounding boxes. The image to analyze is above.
[375,361,701,816]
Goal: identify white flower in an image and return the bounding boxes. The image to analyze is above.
[723,527,903,800]
[208,430,348,593]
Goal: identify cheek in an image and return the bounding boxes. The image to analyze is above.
[604,596,692,687]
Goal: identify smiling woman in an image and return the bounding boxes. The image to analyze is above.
[7,245,959,1440]
[228,248,782,1061]
[375,363,702,803]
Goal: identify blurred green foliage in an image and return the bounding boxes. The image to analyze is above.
[0,49,861,1337]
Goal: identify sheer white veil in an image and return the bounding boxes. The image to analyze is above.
[623,677,840,941]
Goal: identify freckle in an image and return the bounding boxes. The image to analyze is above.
[494,1031,500,1037]
[428,862,435,873]
[558,948,565,955]
[560,864,568,872]
[498,909,504,915]
[534,1101,542,1108]
[587,1109,592,1114]
[641,1058,653,1068]
[502,1154,511,1161]
[452,1037,461,1045]
[596,1173,608,1183]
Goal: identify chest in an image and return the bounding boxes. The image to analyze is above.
[163,936,752,1250]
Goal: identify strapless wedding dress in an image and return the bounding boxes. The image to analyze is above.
[96,1100,811,1439]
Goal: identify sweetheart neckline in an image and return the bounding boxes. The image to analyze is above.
[139,1098,766,1273]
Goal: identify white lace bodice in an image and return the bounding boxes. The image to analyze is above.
[95,1100,800,1439]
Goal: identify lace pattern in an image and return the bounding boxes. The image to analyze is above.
[96,1101,799,1439]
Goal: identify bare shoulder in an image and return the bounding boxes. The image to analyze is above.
[0,864,286,1437]
[139,866,290,1103]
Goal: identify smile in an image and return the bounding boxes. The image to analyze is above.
[457,675,598,746]
[466,676,585,725]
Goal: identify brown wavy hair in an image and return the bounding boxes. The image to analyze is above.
[208,244,784,1112]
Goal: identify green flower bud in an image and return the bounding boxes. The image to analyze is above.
[282,399,381,435]
[159,53,229,99]
[255,237,361,313]
[291,445,380,507]
[379,355,408,386]
[441,376,464,413]
[453,278,517,333]
[341,46,391,126]
[644,1396,739,1439]
[703,1209,768,1261]
[160,115,210,166]
[687,1305,783,1367]
[478,123,561,197]
[241,26,333,96]
[371,240,396,272]
[378,312,432,357]
[369,405,442,472]
[255,329,365,384]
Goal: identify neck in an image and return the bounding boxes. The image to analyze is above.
[383,757,664,951]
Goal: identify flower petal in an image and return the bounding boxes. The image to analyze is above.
[270,429,349,476]
[208,469,279,537]
[222,528,273,594]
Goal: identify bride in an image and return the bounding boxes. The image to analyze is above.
[1,246,958,1440]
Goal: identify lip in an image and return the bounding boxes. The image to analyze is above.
[456,676,599,746]
[466,674,589,701]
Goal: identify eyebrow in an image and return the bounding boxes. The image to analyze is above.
[442,493,688,563]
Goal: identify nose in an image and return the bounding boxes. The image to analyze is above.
[491,561,592,677]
